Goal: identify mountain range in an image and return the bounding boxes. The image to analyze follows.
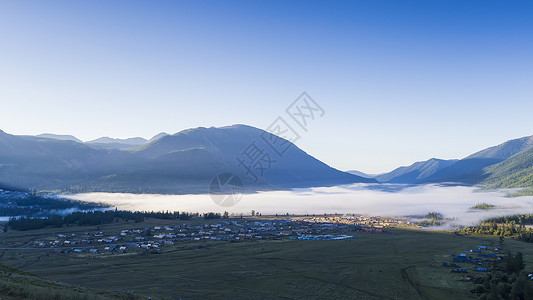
[36,132,171,151]
[0,125,374,194]
[374,158,458,184]
[2,126,532,195]
[377,135,533,192]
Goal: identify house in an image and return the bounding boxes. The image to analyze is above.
[451,268,468,273]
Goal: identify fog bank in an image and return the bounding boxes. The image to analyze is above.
[66,184,533,227]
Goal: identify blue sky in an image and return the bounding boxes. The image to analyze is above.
[1,1,532,173]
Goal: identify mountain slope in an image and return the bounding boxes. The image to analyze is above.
[376,158,458,183]
[148,132,169,143]
[481,147,533,190]
[424,135,533,184]
[0,263,133,299]
[346,170,376,178]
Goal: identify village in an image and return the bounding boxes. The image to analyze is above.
[26,215,409,256]
[297,214,415,228]
[442,245,504,275]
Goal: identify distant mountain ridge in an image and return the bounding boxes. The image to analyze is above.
[86,136,148,145]
[467,136,533,160]
[346,170,376,179]
[36,133,82,143]
[0,125,374,194]
[423,135,533,184]
[37,132,172,151]
[375,134,533,190]
[376,158,458,183]
[85,136,149,150]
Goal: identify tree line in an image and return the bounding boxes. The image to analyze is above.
[456,215,533,243]
[472,252,533,299]
[7,209,223,231]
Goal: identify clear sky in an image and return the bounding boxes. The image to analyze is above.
[1,1,532,174]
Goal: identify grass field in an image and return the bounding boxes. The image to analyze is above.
[1,219,532,299]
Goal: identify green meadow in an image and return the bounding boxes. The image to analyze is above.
[1,219,533,299]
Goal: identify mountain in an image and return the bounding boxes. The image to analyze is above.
[0,129,120,191]
[481,147,533,190]
[423,135,533,184]
[346,170,376,178]
[85,136,148,150]
[87,137,148,145]
[376,158,458,183]
[0,125,374,194]
[148,132,169,143]
[36,133,82,143]
[128,125,376,191]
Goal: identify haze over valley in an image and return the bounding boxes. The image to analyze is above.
[2,2,533,299]
[2,124,533,228]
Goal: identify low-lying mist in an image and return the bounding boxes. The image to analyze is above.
[66,184,533,227]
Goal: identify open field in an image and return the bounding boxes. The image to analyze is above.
[1,218,533,299]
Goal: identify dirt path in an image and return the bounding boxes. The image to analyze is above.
[400,266,429,300]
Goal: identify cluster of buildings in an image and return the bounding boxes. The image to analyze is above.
[442,246,503,274]
[298,215,412,228]
[31,218,372,256]
[289,234,356,240]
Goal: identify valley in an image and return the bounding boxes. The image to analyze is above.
[1,216,532,299]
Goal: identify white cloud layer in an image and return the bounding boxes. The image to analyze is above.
[66,184,533,227]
